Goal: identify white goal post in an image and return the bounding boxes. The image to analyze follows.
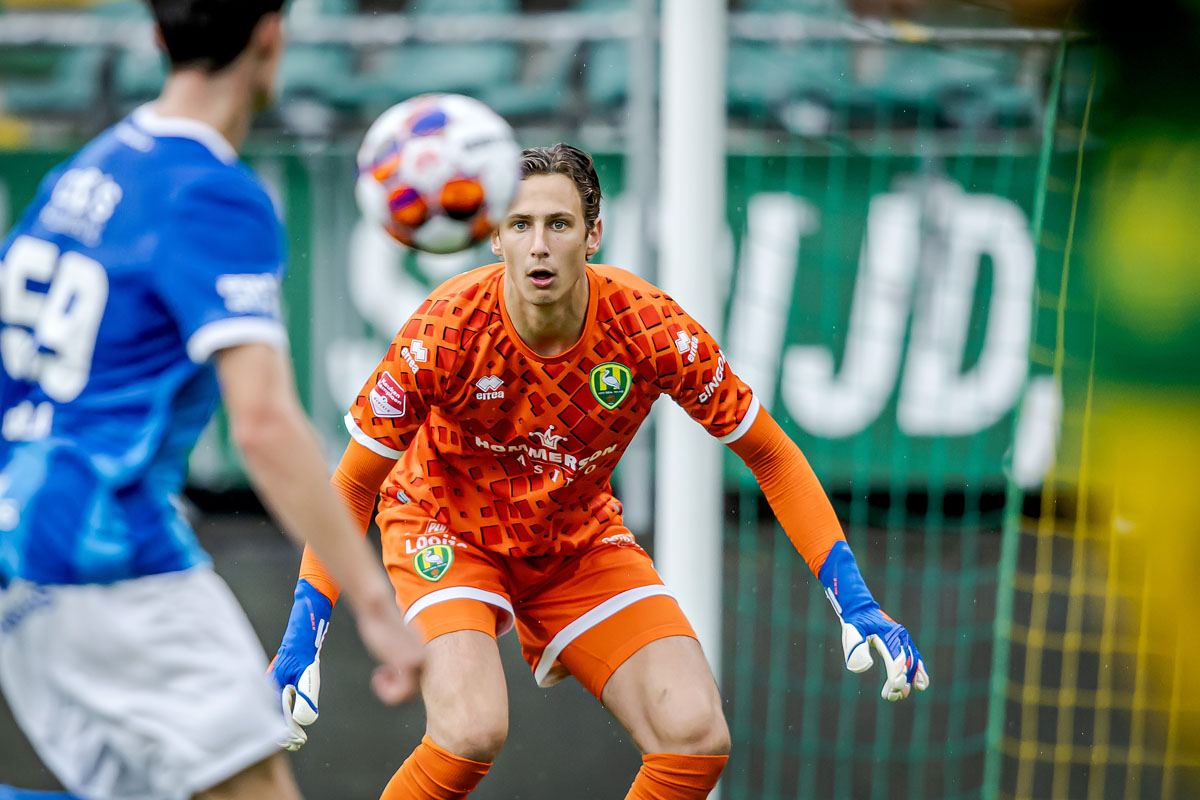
[655,0,727,685]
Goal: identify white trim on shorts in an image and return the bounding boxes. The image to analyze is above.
[403,586,516,637]
[532,585,677,688]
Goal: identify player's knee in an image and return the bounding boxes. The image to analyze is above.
[435,725,507,763]
[430,713,508,763]
[707,715,733,756]
[649,691,730,756]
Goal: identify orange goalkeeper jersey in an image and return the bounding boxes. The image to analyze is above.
[345,262,759,558]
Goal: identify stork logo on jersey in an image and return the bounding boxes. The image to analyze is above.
[589,362,632,410]
[413,543,454,582]
[369,371,408,418]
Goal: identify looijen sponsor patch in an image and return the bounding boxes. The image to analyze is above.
[413,543,454,582]
[588,362,632,410]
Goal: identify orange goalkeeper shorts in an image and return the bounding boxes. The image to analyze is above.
[378,508,697,699]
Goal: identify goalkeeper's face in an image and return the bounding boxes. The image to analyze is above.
[492,173,602,310]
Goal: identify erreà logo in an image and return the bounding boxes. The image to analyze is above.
[413,543,454,582]
[589,362,632,410]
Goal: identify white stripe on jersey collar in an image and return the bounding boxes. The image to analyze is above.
[131,104,239,166]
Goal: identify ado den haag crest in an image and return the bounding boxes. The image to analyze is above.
[589,362,632,410]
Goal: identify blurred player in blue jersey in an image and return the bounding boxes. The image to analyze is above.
[0,2,424,799]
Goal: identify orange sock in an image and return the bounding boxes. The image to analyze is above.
[379,735,491,800]
[625,752,729,800]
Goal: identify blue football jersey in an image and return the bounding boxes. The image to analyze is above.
[0,106,289,585]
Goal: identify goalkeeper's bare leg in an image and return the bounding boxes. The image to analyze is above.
[195,753,301,800]
[601,636,730,799]
[379,629,505,799]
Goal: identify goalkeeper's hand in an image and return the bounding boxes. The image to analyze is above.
[267,579,332,751]
[818,541,930,701]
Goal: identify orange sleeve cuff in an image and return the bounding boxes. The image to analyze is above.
[297,439,396,604]
[725,407,845,576]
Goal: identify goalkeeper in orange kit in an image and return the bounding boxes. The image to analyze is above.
[268,143,929,800]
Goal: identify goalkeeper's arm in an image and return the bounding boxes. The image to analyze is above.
[293,439,396,604]
[725,407,930,701]
[267,438,397,749]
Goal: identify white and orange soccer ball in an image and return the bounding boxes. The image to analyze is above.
[354,94,522,254]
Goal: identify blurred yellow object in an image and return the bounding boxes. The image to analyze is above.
[888,19,932,43]
[1091,140,1200,342]
[0,115,33,149]
[1000,71,1200,792]
[1092,396,1200,789]
[1082,127,1200,794]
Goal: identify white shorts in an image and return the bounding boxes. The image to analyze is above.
[0,567,290,800]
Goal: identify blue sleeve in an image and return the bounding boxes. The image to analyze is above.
[155,171,289,364]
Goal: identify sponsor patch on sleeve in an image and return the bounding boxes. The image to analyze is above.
[215,273,282,316]
[369,371,408,418]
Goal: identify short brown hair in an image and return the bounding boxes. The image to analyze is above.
[520,144,602,231]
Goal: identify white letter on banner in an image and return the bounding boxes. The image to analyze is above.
[781,191,920,438]
[897,190,1034,435]
[1011,375,1061,488]
[726,193,817,413]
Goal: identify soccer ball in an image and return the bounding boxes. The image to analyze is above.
[354,94,521,254]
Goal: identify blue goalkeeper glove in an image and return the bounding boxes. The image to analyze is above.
[268,579,332,751]
[818,540,930,701]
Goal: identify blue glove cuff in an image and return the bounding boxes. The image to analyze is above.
[817,540,878,618]
[272,579,333,677]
